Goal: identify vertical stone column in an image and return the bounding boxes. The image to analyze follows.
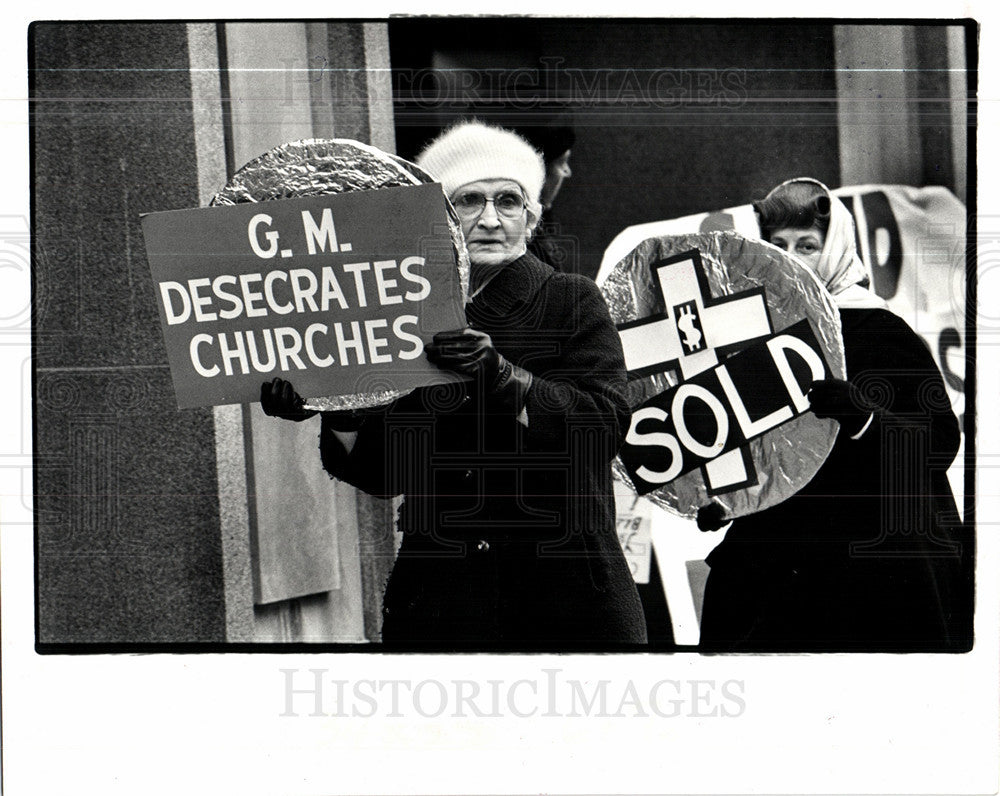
[834,25,924,187]
[834,23,969,198]
[206,21,400,643]
[34,23,227,643]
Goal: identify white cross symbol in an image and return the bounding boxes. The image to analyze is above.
[617,250,773,492]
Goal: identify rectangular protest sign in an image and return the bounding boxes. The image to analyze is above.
[616,511,652,584]
[141,183,467,408]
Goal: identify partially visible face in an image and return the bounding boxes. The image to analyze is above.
[540,149,572,209]
[768,226,825,272]
[452,179,530,268]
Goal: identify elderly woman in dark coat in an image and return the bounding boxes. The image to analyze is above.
[697,178,972,653]
[263,122,646,649]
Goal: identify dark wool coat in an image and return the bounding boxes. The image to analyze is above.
[700,308,973,653]
[320,252,647,650]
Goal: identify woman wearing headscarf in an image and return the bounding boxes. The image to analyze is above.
[261,121,646,649]
[697,178,971,652]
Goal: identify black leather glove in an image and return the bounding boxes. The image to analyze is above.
[260,378,317,422]
[696,502,729,532]
[808,378,874,436]
[425,328,502,382]
[425,328,533,414]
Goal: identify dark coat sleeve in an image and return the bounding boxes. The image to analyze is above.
[318,409,400,499]
[847,309,960,463]
[521,272,631,457]
[701,309,968,651]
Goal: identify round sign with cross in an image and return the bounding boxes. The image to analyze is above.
[600,231,846,519]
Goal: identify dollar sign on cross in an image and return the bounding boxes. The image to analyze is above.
[616,249,774,492]
[676,305,703,352]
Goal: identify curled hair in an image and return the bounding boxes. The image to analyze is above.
[525,196,543,236]
[753,181,831,242]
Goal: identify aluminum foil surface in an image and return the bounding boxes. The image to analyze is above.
[210,138,470,411]
[601,231,846,519]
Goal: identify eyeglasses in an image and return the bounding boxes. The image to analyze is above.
[451,191,527,220]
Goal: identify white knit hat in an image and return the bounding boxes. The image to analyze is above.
[415,121,546,204]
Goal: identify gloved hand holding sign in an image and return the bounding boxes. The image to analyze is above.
[696,501,729,532]
[425,327,533,414]
[425,328,503,382]
[261,377,370,431]
[808,377,875,436]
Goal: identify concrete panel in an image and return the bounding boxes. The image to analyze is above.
[33,22,226,644]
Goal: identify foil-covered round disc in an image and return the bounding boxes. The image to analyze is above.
[601,231,846,519]
[210,138,470,411]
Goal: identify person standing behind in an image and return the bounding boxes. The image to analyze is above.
[520,121,575,270]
